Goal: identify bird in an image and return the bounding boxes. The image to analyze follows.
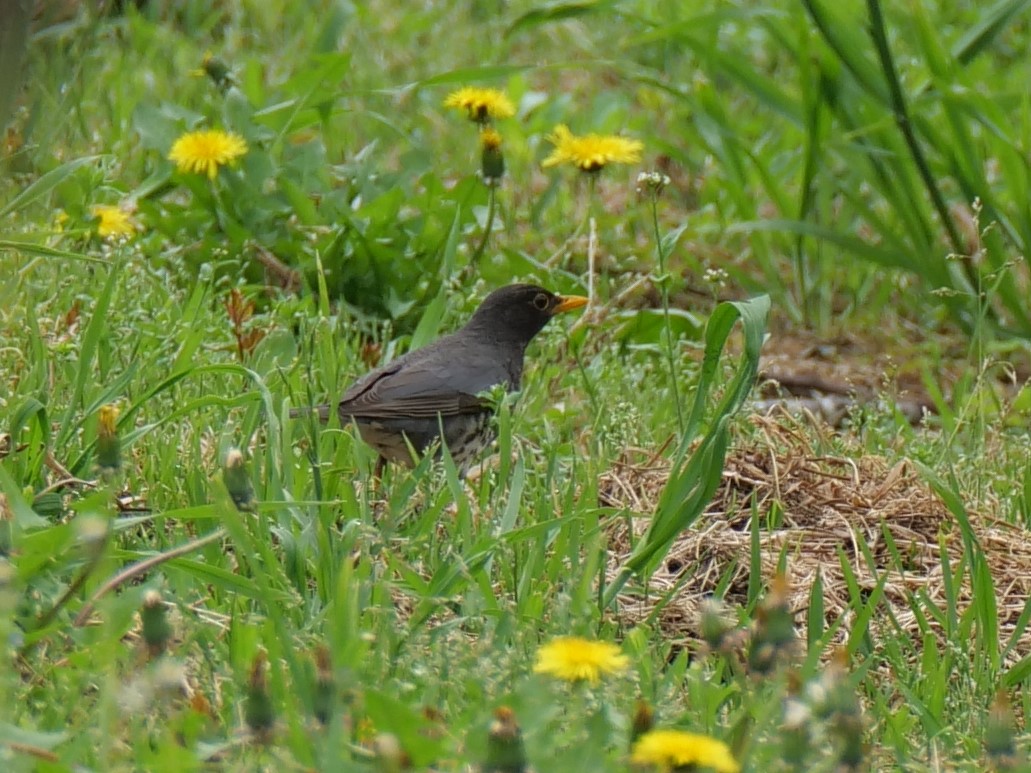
[298,283,588,473]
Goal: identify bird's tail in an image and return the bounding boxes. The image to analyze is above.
[288,404,332,422]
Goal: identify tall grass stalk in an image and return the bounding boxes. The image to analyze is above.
[644,178,684,433]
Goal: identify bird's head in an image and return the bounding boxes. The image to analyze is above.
[465,283,588,345]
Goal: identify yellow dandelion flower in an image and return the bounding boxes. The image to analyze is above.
[90,205,136,239]
[98,404,119,437]
[532,636,628,684]
[542,124,643,172]
[168,129,248,179]
[443,87,515,123]
[630,729,740,773]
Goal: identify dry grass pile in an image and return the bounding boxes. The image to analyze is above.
[601,414,1031,663]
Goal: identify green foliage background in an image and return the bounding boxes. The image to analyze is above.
[3,0,1031,770]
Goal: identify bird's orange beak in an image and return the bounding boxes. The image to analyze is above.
[551,294,589,315]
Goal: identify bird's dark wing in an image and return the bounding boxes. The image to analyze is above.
[339,391,489,419]
[337,345,499,420]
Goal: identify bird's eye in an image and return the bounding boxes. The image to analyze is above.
[532,293,550,311]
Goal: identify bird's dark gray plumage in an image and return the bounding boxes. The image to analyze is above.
[305,284,587,470]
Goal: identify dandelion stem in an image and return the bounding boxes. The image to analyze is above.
[26,521,110,642]
[470,185,497,265]
[587,216,596,307]
[544,174,594,268]
[73,527,228,627]
[650,195,684,433]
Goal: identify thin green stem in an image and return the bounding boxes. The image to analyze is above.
[544,174,595,268]
[470,184,497,265]
[73,527,227,627]
[865,0,965,260]
[587,175,597,303]
[23,511,114,652]
[651,196,685,433]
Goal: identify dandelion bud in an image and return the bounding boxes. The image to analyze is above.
[140,589,172,658]
[630,698,655,745]
[76,514,109,559]
[96,404,121,474]
[0,558,16,646]
[780,673,811,765]
[480,128,505,186]
[0,495,12,556]
[191,691,214,719]
[748,572,796,674]
[820,648,856,717]
[199,53,233,90]
[244,650,274,742]
[422,706,445,741]
[373,733,410,773]
[313,644,334,725]
[699,596,735,652]
[483,706,527,773]
[0,558,13,595]
[812,649,865,770]
[223,448,255,511]
[835,711,865,770]
[986,690,1020,770]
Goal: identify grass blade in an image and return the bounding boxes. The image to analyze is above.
[0,156,102,219]
[604,295,769,606]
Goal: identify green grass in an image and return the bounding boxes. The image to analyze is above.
[4,0,1031,770]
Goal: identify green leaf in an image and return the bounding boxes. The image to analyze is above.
[728,219,922,274]
[8,397,48,448]
[0,156,102,219]
[409,209,462,350]
[417,65,530,88]
[0,240,109,265]
[0,462,47,529]
[1003,652,1031,687]
[0,721,68,751]
[604,295,770,605]
[131,102,202,152]
[164,557,282,601]
[615,308,704,349]
[364,690,445,767]
[54,260,121,450]
[808,568,825,650]
[506,1,618,38]
[0,0,30,131]
[952,0,1031,65]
